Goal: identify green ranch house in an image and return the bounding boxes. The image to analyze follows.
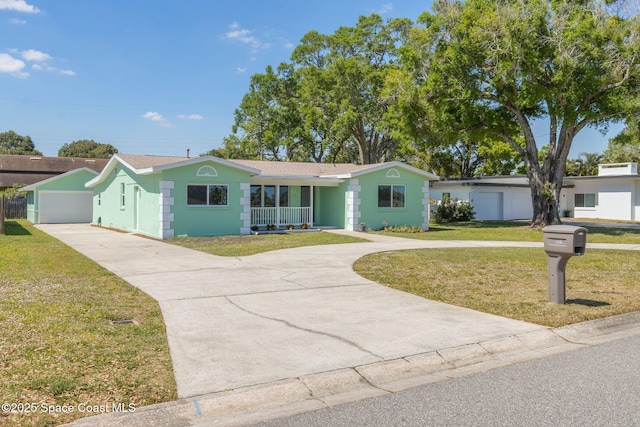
[23,153,438,238]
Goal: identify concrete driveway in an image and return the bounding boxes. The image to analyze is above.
[37,224,549,398]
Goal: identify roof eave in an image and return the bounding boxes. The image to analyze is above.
[20,167,98,191]
[250,174,344,186]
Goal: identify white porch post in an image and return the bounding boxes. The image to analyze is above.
[276,185,281,226]
[346,178,361,231]
[310,185,314,227]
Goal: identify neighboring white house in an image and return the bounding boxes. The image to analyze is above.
[566,163,640,221]
[430,163,640,221]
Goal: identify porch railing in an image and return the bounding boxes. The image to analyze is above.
[251,207,312,226]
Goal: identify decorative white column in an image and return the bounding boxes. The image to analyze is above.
[346,178,361,231]
[159,181,174,239]
[239,182,251,235]
[422,180,430,231]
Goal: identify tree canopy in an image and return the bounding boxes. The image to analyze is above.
[400,0,640,225]
[0,130,43,155]
[58,140,118,158]
[222,2,639,225]
[226,14,414,164]
[603,118,640,163]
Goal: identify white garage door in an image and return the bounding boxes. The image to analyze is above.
[471,192,503,221]
[39,191,93,224]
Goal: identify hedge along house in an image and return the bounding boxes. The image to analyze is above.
[85,154,438,239]
[21,168,99,224]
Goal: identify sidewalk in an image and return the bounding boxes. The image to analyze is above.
[34,224,639,427]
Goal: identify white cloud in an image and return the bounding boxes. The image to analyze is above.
[143,111,172,127]
[178,114,203,120]
[376,3,393,14]
[0,52,28,78]
[236,66,247,73]
[0,0,40,13]
[31,62,76,76]
[22,49,52,62]
[224,22,268,50]
[10,18,27,24]
[17,49,76,76]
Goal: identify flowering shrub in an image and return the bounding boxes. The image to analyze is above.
[432,197,475,223]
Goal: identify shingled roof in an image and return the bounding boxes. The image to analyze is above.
[115,154,390,177]
[0,154,109,188]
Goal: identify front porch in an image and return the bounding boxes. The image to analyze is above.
[251,207,313,228]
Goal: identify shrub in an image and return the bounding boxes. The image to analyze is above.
[432,197,475,223]
[382,224,424,233]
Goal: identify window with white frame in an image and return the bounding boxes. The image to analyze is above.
[378,185,406,208]
[574,193,596,208]
[187,184,228,206]
[120,183,125,208]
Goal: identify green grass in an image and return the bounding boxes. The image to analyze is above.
[0,220,176,427]
[376,220,640,244]
[168,231,367,256]
[354,247,640,327]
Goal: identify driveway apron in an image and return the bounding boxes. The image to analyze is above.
[37,224,546,398]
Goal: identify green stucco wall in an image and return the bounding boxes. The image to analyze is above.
[162,162,251,237]
[92,165,160,236]
[355,167,428,230]
[315,184,347,228]
[92,160,253,238]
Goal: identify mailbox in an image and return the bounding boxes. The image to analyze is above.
[543,225,587,256]
[542,225,588,304]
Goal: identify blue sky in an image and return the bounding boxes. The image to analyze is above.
[0,0,623,159]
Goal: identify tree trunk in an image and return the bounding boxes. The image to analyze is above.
[529,173,562,227]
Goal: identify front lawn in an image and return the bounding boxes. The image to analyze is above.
[377,220,640,244]
[354,247,640,327]
[0,220,176,427]
[168,231,366,256]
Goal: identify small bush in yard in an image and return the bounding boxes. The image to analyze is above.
[432,197,475,223]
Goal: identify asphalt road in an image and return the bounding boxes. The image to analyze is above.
[253,333,640,427]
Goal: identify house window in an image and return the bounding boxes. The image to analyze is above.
[301,186,311,207]
[442,192,451,201]
[378,185,405,208]
[279,186,289,208]
[98,193,101,206]
[575,193,596,208]
[120,183,125,208]
[263,185,276,207]
[187,184,228,206]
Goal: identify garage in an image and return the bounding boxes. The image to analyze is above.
[38,191,93,223]
[21,168,99,224]
[471,191,504,220]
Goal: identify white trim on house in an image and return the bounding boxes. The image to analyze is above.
[325,161,439,181]
[159,180,174,239]
[239,182,251,235]
[346,178,361,231]
[422,181,430,230]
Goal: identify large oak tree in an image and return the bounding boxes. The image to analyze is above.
[404,0,640,225]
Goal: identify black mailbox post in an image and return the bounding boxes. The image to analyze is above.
[542,225,588,304]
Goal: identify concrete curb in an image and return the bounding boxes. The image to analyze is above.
[65,311,640,427]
